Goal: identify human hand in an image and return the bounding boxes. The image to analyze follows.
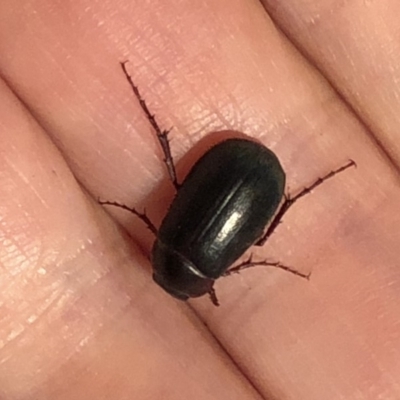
[0,1,399,399]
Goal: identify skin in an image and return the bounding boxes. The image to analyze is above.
[0,0,400,399]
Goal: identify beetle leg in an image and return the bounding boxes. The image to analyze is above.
[224,255,310,280]
[120,61,180,191]
[208,287,220,306]
[255,159,356,246]
[98,199,158,236]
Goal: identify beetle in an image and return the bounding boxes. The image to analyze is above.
[100,61,355,306]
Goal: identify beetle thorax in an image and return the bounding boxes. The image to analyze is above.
[151,239,214,300]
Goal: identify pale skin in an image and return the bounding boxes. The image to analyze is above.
[0,1,400,399]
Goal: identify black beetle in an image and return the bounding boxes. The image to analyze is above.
[100,62,355,306]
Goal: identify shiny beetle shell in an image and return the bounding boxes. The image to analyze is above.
[152,138,285,300]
